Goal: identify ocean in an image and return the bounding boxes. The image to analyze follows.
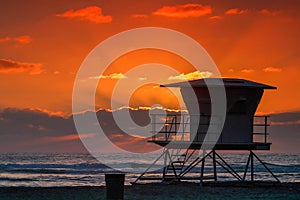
[0,152,299,187]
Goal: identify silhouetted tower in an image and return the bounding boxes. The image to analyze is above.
[134,78,279,184]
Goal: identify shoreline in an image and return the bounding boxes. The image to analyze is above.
[0,182,299,200]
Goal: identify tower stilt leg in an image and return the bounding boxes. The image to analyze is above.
[200,156,205,185]
[251,151,254,181]
[212,150,217,181]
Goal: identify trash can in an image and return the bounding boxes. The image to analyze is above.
[105,173,125,200]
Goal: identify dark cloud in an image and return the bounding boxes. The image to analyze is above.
[0,108,81,152]
[267,111,300,152]
[0,59,43,74]
[0,108,159,153]
[269,124,300,153]
[0,108,75,136]
[270,111,300,124]
[0,108,299,153]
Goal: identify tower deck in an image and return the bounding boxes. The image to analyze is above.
[148,114,271,150]
[148,140,271,150]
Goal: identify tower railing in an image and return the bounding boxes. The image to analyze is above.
[150,114,271,144]
[252,115,270,143]
[150,114,191,142]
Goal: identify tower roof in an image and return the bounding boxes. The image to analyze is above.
[161,78,276,89]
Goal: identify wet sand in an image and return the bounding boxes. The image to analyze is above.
[0,182,299,200]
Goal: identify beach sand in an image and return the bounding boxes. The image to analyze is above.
[0,182,299,200]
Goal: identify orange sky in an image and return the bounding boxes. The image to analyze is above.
[0,0,300,115]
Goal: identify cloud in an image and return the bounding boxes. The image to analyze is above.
[270,111,300,125]
[268,111,300,152]
[0,108,76,137]
[0,107,162,152]
[89,73,127,80]
[259,9,279,16]
[168,71,212,81]
[0,37,10,43]
[152,4,212,18]
[0,35,32,45]
[224,8,278,17]
[106,132,159,153]
[0,59,44,74]
[225,8,248,15]
[1,108,299,153]
[241,69,254,73]
[267,111,300,152]
[138,77,147,81]
[32,108,67,117]
[13,35,32,44]
[56,6,112,24]
[0,108,84,152]
[263,67,282,72]
[271,120,300,126]
[209,15,223,20]
[44,133,96,143]
[131,14,148,18]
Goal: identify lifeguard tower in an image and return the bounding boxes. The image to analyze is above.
[133,78,280,184]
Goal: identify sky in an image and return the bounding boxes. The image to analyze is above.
[0,0,299,152]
